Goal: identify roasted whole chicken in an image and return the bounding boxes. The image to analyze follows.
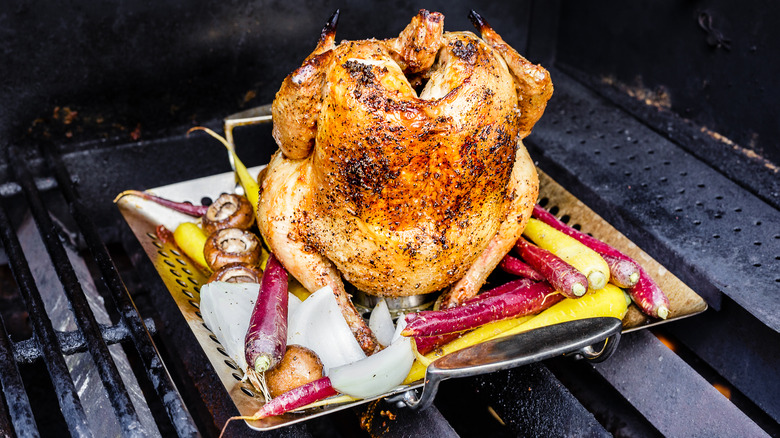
[258,10,553,353]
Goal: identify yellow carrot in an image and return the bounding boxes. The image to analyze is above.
[288,278,311,302]
[402,315,534,384]
[188,126,260,214]
[173,222,209,271]
[403,285,629,384]
[491,284,629,341]
[523,218,610,290]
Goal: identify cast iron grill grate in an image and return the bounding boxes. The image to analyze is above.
[0,143,200,437]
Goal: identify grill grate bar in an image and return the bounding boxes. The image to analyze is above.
[12,318,156,364]
[0,200,92,437]
[40,142,201,438]
[0,313,39,437]
[9,147,147,438]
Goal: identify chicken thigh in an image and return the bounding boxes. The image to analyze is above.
[259,10,552,353]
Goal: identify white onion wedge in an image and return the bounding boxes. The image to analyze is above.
[369,299,395,347]
[328,332,414,399]
[200,281,301,373]
[287,286,366,374]
[200,282,259,372]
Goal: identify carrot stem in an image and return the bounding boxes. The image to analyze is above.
[188,126,260,214]
[113,189,208,217]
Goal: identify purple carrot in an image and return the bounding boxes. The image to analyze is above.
[532,204,669,319]
[402,282,561,337]
[499,254,545,281]
[602,253,640,288]
[114,190,209,216]
[514,238,588,298]
[220,377,338,435]
[413,333,460,355]
[253,377,337,418]
[532,204,638,258]
[628,267,671,319]
[414,278,537,353]
[245,254,289,375]
[465,277,535,305]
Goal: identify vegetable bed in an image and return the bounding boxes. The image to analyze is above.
[116,165,707,431]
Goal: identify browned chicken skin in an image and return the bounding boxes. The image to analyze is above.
[260,10,552,353]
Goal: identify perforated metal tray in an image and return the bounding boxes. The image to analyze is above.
[116,166,707,430]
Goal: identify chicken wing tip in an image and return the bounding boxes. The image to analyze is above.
[319,9,340,45]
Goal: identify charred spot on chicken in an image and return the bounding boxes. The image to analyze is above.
[260,9,552,354]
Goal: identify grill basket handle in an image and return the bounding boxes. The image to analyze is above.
[388,317,623,411]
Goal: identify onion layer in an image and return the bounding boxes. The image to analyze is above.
[287,286,366,374]
[368,299,395,347]
[328,324,414,399]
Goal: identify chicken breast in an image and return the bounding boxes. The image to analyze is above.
[260,10,552,353]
